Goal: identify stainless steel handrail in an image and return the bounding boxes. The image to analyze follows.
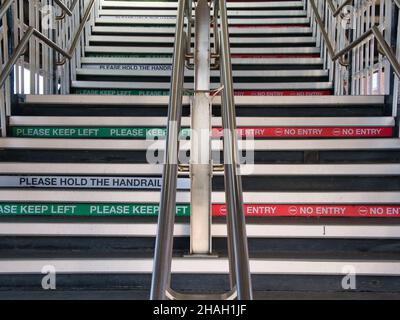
[54,0,73,17]
[0,0,96,86]
[326,0,353,17]
[310,0,400,76]
[0,26,71,87]
[56,0,96,65]
[150,0,187,300]
[219,0,252,300]
[309,0,348,66]
[0,0,13,21]
[0,0,77,22]
[150,0,252,300]
[54,0,80,20]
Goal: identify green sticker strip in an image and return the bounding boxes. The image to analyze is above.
[86,53,173,58]
[10,127,192,139]
[0,203,190,217]
[74,89,170,96]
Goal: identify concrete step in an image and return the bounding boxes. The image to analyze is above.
[98,9,308,18]
[71,80,332,91]
[0,218,399,238]
[20,94,384,106]
[101,1,305,10]
[92,25,313,36]
[95,16,310,25]
[88,34,317,45]
[84,45,320,55]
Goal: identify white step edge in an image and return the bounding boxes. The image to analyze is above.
[0,221,399,238]
[0,190,400,203]
[84,46,320,54]
[0,138,399,151]
[96,17,306,26]
[81,57,324,65]
[92,26,312,34]
[98,9,308,17]
[1,163,400,176]
[101,1,305,9]
[22,94,385,106]
[71,80,332,90]
[89,35,317,44]
[0,258,398,275]
[10,116,393,127]
[95,17,310,25]
[76,68,328,78]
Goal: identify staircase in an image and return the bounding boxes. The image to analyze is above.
[1,0,400,299]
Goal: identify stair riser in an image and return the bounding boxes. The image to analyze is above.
[0,176,399,192]
[0,202,399,218]
[2,149,400,165]
[1,237,399,257]
[1,274,399,299]
[8,126,393,139]
[14,105,385,117]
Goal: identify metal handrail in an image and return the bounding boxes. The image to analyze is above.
[0,0,78,21]
[57,0,96,65]
[150,0,252,300]
[53,0,73,17]
[218,0,252,300]
[310,0,400,77]
[326,0,353,17]
[0,0,13,21]
[309,0,348,66]
[150,0,187,300]
[0,0,96,86]
[54,0,80,20]
[0,26,70,87]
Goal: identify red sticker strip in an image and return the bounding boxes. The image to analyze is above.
[212,127,393,138]
[234,90,332,96]
[231,24,309,28]
[232,54,320,58]
[212,204,400,218]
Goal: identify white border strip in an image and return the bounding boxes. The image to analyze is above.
[0,163,400,176]
[0,258,398,275]
[0,222,399,238]
[0,138,399,150]
[22,94,385,106]
[9,116,394,127]
[0,190,400,203]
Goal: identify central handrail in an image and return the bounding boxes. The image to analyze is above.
[150,0,252,300]
[150,0,188,300]
[218,0,252,300]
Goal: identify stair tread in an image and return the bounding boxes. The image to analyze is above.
[0,256,398,275]
[1,190,400,203]
[0,218,400,238]
[71,80,332,90]
[1,162,400,175]
[21,94,385,105]
[92,25,312,34]
[76,68,328,77]
[84,45,321,54]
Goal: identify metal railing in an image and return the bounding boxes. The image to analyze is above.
[305,0,400,98]
[0,0,99,136]
[150,0,252,300]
